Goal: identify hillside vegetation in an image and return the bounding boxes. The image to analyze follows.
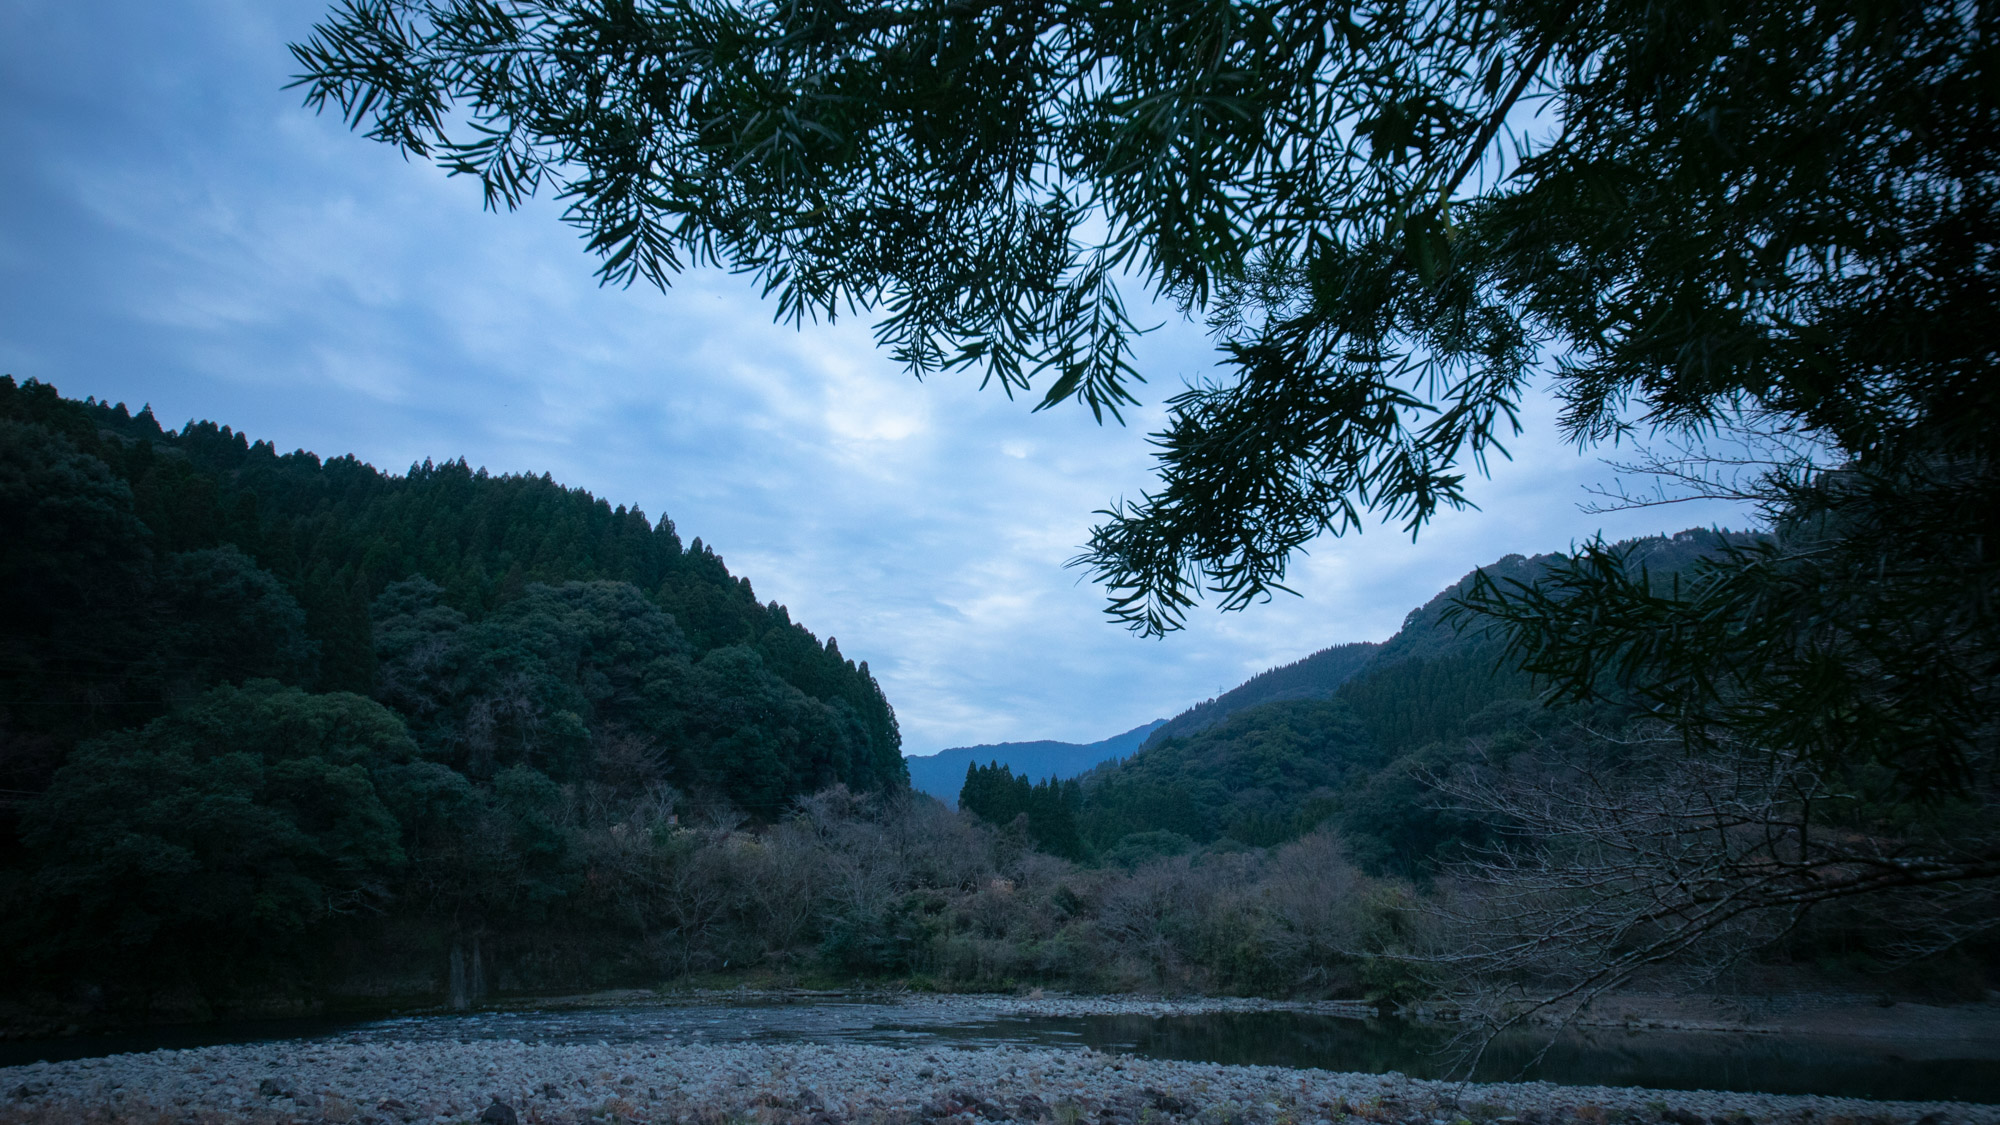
[0,377,903,1025]
[3,377,1988,1026]
[1138,642,1378,750]
[1047,535,1729,875]
[954,528,1995,1006]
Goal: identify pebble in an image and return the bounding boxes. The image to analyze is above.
[1,1036,1992,1125]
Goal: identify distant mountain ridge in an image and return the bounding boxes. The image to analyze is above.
[1139,641,1380,751]
[1068,527,1754,873]
[905,719,1167,803]
[919,529,1743,814]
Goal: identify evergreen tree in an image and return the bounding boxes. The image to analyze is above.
[0,379,911,1010]
[0,377,904,806]
[15,682,413,983]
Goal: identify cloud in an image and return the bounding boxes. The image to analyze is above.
[0,0,1761,755]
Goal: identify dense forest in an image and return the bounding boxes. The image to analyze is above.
[3,377,1988,1029]
[0,377,903,1026]
[949,526,1995,1006]
[957,762,1086,861]
[1137,642,1378,750]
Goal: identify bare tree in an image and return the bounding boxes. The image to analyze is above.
[747,819,823,954]
[1423,726,2000,1037]
[1579,407,1841,521]
[653,832,743,977]
[1259,831,1375,973]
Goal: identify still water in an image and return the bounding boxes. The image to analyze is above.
[3,1001,1994,1104]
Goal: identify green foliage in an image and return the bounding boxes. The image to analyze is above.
[1332,651,1527,764]
[0,415,161,786]
[375,576,682,783]
[1459,494,2000,796]
[0,376,903,803]
[1331,741,1490,880]
[960,762,1086,861]
[819,890,944,976]
[291,0,1991,645]
[0,415,152,628]
[288,2,1994,950]
[1072,532,1746,877]
[0,378,908,1014]
[15,682,412,974]
[1097,829,1194,870]
[1143,641,1379,749]
[149,546,322,699]
[1078,699,1381,854]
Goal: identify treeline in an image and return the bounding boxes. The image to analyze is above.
[791,790,1421,1002]
[485,785,1419,1003]
[0,376,897,786]
[0,377,904,1025]
[957,762,1085,860]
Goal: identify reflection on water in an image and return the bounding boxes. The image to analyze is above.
[4,1002,1995,1104]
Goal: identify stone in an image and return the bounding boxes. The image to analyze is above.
[479,1096,521,1125]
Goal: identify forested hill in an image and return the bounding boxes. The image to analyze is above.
[905,719,1165,802]
[0,375,901,807]
[1117,530,1733,768]
[1139,643,1378,751]
[1,375,912,1018]
[1037,529,1748,873]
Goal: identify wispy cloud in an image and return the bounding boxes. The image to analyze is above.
[0,0,1757,754]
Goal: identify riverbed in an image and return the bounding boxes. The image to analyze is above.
[2,994,1995,1123]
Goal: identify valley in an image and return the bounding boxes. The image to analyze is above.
[2,382,1994,1116]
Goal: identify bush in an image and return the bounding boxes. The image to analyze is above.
[17,681,413,987]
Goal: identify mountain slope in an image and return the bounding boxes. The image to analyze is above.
[0,375,902,809]
[1075,529,1750,873]
[1,375,913,1015]
[905,719,1165,802]
[1139,641,1379,751]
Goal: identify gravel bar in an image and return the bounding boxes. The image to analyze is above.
[4,1037,1992,1125]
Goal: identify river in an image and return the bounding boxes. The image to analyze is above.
[3,998,1994,1103]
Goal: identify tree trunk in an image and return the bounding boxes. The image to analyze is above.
[448,943,469,1010]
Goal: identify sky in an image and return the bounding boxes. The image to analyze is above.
[0,0,1754,756]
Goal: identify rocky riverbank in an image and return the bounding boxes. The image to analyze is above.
[4,1037,1993,1125]
[555,988,1386,1021]
[486,986,1999,1043]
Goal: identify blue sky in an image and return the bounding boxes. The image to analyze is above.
[0,1,1752,755]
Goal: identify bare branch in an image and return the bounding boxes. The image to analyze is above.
[1417,731,2000,1045]
[1580,409,1843,521]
